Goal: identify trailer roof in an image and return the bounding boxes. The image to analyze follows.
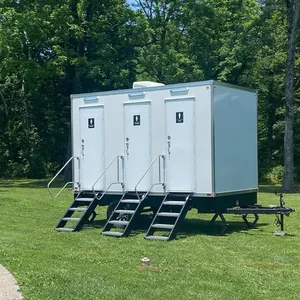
[70,80,257,99]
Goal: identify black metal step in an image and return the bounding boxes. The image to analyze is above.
[114,209,135,214]
[151,224,174,229]
[109,220,130,226]
[145,236,169,241]
[163,201,186,206]
[157,212,180,217]
[69,207,88,212]
[55,227,74,232]
[102,231,123,237]
[62,217,80,222]
[75,198,93,202]
[120,199,140,204]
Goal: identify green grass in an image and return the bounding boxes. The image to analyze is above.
[0,180,299,300]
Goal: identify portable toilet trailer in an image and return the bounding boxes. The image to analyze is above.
[52,80,258,239]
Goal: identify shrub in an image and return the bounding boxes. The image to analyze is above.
[266,165,284,183]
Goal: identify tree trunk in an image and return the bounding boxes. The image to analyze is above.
[266,80,275,169]
[282,0,300,192]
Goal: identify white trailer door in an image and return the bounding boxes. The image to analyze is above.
[165,98,195,192]
[124,102,151,191]
[79,105,104,191]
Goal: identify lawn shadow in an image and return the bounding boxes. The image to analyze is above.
[85,219,107,229]
[259,184,300,194]
[259,185,282,194]
[87,214,153,233]
[87,213,269,239]
[177,217,269,238]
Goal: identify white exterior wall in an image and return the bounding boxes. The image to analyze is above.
[70,81,257,196]
[71,82,214,195]
[195,85,213,194]
[213,84,258,194]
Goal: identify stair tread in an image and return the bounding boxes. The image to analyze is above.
[120,199,140,204]
[115,210,135,214]
[157,212,180,217]
[145,235,169,241]
[69,207,88,211]
[163,201,186,206]
[75,198,94,202]
[55,227,74,232]
[62,217,81,221]
[151,223,174,229]
[109,220,129,225]
[102,231,123,237]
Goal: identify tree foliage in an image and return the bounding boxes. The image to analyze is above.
[0,0,139,177]
[0,0,299,185]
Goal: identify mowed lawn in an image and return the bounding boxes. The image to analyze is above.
[0,180,299,300]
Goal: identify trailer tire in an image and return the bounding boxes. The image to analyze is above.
[150,206,158,217]
[106,201,118,220]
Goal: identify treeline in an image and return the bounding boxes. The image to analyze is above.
[0,0,299,185]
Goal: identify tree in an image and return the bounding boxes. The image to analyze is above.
[246,2,287,178]
[0,0,140,178]
[282,0,300,192]
[134,0,204,83]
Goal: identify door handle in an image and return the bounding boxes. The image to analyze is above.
[125,141,129,155]
[167,135,171,155]
[167,141,171,155]
[81,139,84,157]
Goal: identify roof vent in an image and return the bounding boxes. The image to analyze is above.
[133,81,165,89]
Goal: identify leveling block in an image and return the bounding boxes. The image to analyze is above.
[209,193,295,235]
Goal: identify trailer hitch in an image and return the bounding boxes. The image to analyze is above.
[211,193,295,235]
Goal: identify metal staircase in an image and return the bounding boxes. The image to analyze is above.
[145,194,192,241]
[55,192,101,232]
[48,155,124,232]
[102,193,146,237]
[102,154,166,238]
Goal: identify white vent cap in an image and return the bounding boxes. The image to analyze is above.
[133,81,165,89]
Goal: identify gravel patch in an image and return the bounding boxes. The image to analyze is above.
[0,265,23,300]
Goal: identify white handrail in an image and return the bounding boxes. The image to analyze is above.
[135,155,165,200]
[92,155,124,195]
[47,156,79,199]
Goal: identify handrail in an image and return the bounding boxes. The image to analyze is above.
[95,181,123,201]
[47,156,79,199]
[142,182,165,201]
[92,155,124,195]
[135,155,165,200]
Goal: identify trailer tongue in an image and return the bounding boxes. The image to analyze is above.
[210,193,294,235]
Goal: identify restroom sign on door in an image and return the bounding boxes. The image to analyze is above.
[88,118,95,128]
[176,112,184,123]
[133,115,141,126]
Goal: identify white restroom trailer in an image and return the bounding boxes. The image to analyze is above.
[54,80,258,237]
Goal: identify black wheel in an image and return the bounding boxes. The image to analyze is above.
[106,201,118,220]
[150,206,158,217]
[106,201,129,228]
